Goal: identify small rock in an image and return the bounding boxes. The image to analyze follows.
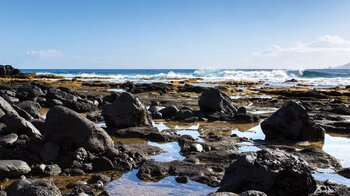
[0,133,18,146]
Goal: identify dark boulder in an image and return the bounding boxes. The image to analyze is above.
[5,179,61,196]
[218,149,316,196]
[199,88,237,116]
[159,105,179,118]
[261,101,324,141]
[0,160,31,179]
[175,109,194,120]
[0,65,21,77]
[102,92,152,128]
[45,106,114,153]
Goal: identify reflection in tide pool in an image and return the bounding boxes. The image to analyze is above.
[313,169,350,187]
[176,130,203,141]
[148,142,184,162]
[152,121,169,131]
[231,124,265,140]
[322,134,350,168]
[106,169,217,196]
[238,142,261,152]
[108,88,127,93]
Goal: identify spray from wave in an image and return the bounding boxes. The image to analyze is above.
[23,69,350,87]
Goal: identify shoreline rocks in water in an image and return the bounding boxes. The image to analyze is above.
[261,101,325,141]
[218,149,316,195]
[102,92,152,128]
[0,66,350,195]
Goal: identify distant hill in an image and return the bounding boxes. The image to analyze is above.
[333,63,350,69]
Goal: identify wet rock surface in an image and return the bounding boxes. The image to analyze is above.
[0,69,350,195]
[199,88,237,116]
[218,149,316,196]
[261,101,325,141]
[0,160,31,179]
[45,106,114,153]
[6,178,61,196]
[102,92,152,128]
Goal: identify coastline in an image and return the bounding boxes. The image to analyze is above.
[0,66,350,195]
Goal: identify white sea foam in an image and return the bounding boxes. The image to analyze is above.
[32,69,350,87]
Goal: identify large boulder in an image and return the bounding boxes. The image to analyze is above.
[0,65,21,77]
[5,179,61,196]
[218,149,316,196]
[261,101,325,141]
[102,92,152,128]
[0,160,31,179]
[45,106,114,153]
[199,88,237,115]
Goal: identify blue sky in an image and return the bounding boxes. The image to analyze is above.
[1,0,350,69]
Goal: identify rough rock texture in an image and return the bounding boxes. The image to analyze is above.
[0,160,31,179]
[17,100,42,117]
[137,160,222,186]
[0,96,18,116]
[0,133,18,146]
[45,106,114,153]
[261,101,325,141]
[111,126,180,142]
[199,88,237,115]
[16,84,45,100]
[218,149,316,196]
[5,179,61,196]
[1,113,41,137]
[0,65,21,77]
[102,92,152,128]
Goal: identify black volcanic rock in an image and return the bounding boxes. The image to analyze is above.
[199,88,237,116]
[261,101,325,141]
[218,149,316,196]
[45,106,114,153]
[0,65,21,77]
[102,92,152,128]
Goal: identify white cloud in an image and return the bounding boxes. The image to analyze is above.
[26,49,64,58]
[253,35,350,57]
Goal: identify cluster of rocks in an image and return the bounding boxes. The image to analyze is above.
[144,88,259,123]
[0,91,147,195]
[0,82,98,113]
[0,65,21,77]
[0,67,349,195]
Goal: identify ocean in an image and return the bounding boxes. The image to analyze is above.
[22,69,350,87]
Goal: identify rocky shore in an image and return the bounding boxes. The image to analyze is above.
[0,65,350,196]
